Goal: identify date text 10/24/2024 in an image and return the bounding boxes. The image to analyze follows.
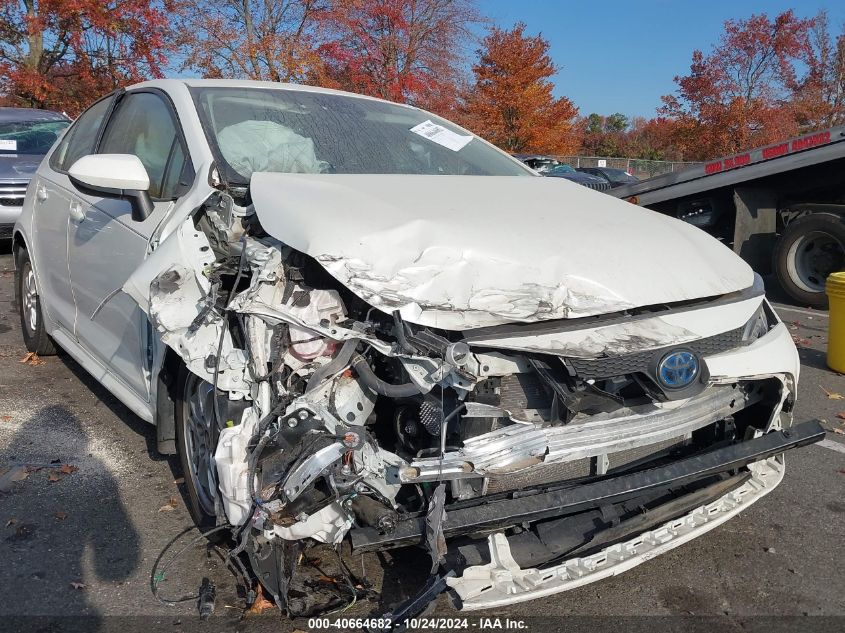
[306,617,529,630]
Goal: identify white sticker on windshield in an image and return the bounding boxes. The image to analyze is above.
[410,120,473,152]
[0,139,17,151]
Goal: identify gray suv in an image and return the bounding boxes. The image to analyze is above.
[0,107,69,238]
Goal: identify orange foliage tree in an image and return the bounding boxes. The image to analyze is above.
[0,0,175,115]
[660,10,815,160]
[176,0,329,83]
[316,0,482,112]
[792,10,845,130]
[459,23,580,155]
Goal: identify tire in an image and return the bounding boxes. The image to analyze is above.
[15,249,57,356]
[774,212,845,309]
[175,364,220,528]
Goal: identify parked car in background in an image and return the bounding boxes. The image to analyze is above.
[545,163,611,191]
[577,166,639,188]
[513,155,611,191]
[513,154,562,173]
[0,108,70,239]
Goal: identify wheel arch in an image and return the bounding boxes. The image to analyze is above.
[153,345,183,455]
[12,229,28,262]
[777,203,845,231]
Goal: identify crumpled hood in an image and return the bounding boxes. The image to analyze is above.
[250,173,754,330]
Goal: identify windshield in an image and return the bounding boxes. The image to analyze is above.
[191,87,531,183]
[0,119,68,155]
[604,168,636,180]
[549,164,575,174]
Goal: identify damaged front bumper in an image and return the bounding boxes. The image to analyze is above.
[448,454,791,610]
[351,419,824,553]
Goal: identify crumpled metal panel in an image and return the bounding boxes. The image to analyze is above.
[249,173,754,330]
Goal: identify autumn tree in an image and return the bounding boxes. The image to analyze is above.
[459,23,580,155]
[792,10,845,130]
[317,0,482,112]
[0,0,175,115]
[177,0,329,83]
[580,112,629,156]
[661,10,815,160]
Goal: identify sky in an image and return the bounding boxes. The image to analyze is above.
[480,0,845,118]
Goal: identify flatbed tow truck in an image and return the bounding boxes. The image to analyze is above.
[611,125,845,308]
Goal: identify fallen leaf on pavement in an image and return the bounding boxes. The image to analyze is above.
[5,518,17,527]
[173,477,184,485]
[837,412,845,420]
[55,512,68,520]
[820,386,845,400]
[19,352,45,366]
[832,428,845,435]
[0,466,29,492]
[70,582,85,590]
[158,497,178,512]
[58,464,78,475]
[1,415,11,422]
[246,584,275,615]
[47,472,61,483]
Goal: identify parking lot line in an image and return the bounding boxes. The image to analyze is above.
[817,438,845,455]
[771,303,828,319]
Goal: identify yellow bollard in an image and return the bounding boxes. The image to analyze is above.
[826,272,845,373]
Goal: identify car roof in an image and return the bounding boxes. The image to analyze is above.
[127,78,412,109]
[0,107,69,122]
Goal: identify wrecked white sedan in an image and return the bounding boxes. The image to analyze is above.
[13,79,822,617]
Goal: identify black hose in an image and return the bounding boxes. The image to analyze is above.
[247,433,272,505]
[304,338,359,392]
[350,354,425,398]
[392,310,417,354]
[245,403,286,505]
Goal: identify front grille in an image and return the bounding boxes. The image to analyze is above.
[583,181,611,192]
[568,327,744,380]
[0,224,12,238]
[0,180,27,207]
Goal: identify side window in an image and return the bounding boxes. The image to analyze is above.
[50,96,113,172]
[98,92,188,199]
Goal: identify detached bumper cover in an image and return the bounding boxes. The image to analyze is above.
[449,455,786,610]
[351,420,824,553]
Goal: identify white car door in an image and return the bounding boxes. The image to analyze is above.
[31,95,115,335]
[65,90,194,400]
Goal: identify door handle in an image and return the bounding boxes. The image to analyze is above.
[69,202,85,223]
[36,185,48,202]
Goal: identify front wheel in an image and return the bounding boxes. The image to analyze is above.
[175,366,220,528]
[15,249,57,356]
[774,212,845,309]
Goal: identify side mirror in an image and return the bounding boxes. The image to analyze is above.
[68,154,154,222]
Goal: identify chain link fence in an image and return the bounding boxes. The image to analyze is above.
[555,156,701,180]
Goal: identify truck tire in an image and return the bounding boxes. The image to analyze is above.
[15,249,58,356]
[774,212,845,309]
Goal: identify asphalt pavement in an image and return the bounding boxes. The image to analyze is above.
[0,248,843,632]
